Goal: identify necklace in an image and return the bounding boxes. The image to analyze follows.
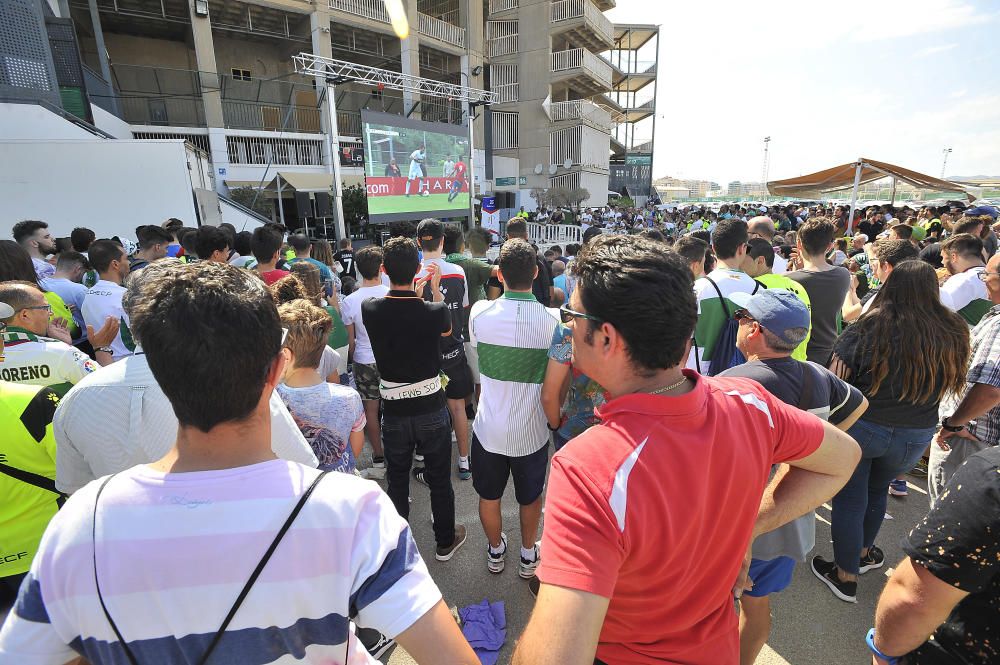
[647,375,689,395]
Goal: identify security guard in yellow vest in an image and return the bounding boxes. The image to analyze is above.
[0,302,62,609]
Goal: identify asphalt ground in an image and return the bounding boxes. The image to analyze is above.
[367,443,934,665]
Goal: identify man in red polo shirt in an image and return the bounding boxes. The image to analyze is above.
[513,235,861,665]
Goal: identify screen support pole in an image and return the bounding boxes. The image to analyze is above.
[326,78,347,242]
[468,103,475,230]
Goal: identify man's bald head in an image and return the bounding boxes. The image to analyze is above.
[748,216,776,241]
[986,253,1000,304]
[551,259,566,276]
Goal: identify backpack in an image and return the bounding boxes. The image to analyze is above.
[703,277,758,376]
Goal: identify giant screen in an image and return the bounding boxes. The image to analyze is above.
[361,110,471,223]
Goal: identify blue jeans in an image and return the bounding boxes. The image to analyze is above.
[381,406,455,548]
[831,419,934,574]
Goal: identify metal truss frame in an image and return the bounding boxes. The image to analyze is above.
[293,52,497,104]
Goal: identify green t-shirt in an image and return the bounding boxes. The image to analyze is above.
[325,306,350,350]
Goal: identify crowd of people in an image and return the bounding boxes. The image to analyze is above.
[0,199,998,665]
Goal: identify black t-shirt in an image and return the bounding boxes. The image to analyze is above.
[361,291,450,416]
[859,219,884,239]
[719,357,864,426]
[334,249,356,279]
[920,242,943,269]
[903,446,1000,664]
[833,323,942,428]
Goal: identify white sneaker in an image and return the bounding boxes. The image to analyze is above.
[519,543,540,579]
[488,533,508,574]
[359,467,386,480]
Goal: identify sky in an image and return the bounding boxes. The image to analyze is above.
[605,0,1000,185]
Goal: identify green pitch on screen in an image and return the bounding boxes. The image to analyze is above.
[367,192,471,215]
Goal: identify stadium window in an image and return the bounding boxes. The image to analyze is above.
[231,68,252,81]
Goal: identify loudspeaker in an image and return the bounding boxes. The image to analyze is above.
[294,191,311,218]
[314,192,331,217]
[499,191,515,209]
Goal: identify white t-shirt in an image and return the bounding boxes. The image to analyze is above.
[771,254,789,274]
[52,353,316,494]
[82,280,132,360]
[317,346,343,381]
[0,461,441,664]
[0,329,99,395]
[342,284,390,365]
[940,266,989,316]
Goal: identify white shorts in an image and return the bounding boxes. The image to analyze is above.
[408,162,423,180]
[465,341,480,384]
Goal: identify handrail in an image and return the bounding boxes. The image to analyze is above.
[550,0,613,44]
[329,0,389,23]
[417,12,466,47]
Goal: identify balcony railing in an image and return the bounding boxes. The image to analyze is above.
[550,48,613,88]
[222,101,322,133]
[338,110,362,137]
[329,0,390,23]
[550,99,611,128]
[106,64,324,133]
[489,0,518,14]
[488,34,519,57]
[625,99,655,112]
[550,0,613,44]
[417,12,466,47]
[550,123,610,170]
[493,82,519,103]
[225,133,325,166]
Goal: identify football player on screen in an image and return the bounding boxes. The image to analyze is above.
[405,143,428,197]
[448,155,468,202]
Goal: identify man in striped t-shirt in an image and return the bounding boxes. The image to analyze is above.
[0,262,477,665]
[468,239,559,579]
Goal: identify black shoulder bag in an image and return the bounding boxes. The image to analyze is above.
[92,470,335,665]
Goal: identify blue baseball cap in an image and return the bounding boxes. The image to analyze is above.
[729,289,810,346]
[964,206,998,220]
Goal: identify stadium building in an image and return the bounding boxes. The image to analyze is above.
[1,0,658,233]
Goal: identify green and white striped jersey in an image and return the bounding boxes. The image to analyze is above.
[469,292,559,457]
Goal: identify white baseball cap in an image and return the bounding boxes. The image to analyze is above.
[0,302,13,319]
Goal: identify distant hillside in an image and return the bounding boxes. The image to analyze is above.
[950,175,1000,181]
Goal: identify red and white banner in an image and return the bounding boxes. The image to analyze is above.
[365,177,465,197]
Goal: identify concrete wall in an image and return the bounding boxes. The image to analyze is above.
[100,33,196,70]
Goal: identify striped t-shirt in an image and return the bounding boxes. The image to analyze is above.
[469,291,559,456]
[0,460,441,664]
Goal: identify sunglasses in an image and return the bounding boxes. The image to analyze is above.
[977,272,1000,282]
[559,304,602,325]
[733,308,756,323]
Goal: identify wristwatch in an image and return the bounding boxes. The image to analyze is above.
[940,416,965,433]
[95,346,114,355]
[865,629,900,665]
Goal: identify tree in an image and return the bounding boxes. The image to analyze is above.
[341,184,369,228]
[567,186,591,210]
[228,186,273,217]
[529,187,548,209]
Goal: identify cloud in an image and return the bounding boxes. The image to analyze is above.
[914,43,958,58]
